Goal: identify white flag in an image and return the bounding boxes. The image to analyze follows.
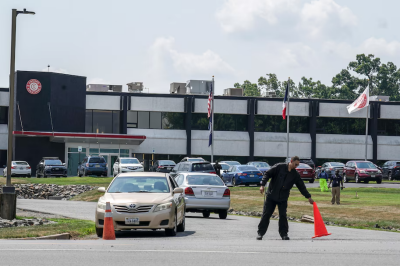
[347,86,369,114]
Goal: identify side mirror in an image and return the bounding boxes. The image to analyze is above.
[173,187,183,194]
[98,187,106,193]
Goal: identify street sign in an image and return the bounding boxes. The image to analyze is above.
[78,146,82,152]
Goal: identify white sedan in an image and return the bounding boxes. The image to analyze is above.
[113,157,144,176]
[174,173,230,219]
[3,161,32,177]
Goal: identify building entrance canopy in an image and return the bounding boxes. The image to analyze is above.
[13,131,146,145]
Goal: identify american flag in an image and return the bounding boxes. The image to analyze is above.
[207,83,213,118]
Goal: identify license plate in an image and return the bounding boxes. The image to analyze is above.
[303,171,308,174]
[371,175,375,177]
[20,167,23,170]
[250,175,254,177]
[55,168,59,170]
[125,217,139,225]
[167,167,171,170]
[203,191,215,197]
[95,164,100,168]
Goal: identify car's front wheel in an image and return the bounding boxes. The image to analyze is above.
[231,177,236,187]
[95,227,103,237]
[309,179,315,183]
[219,210,228,219]
[165,213,177,236]
[377,179,382,184]
[177,215,185,232]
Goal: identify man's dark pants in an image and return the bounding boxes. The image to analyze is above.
[257,197,288,237]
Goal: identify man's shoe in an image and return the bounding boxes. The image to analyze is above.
[281,235,290,240]
[256,234,263,240]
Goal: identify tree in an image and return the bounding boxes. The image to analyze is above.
[234,80,260,96]
[258,74,283,97]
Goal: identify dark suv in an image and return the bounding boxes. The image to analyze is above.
[382,161,400,181]
[36,157,67,178]
[77,156,108,177]
[169,161,216,178]
[343,161,382,184]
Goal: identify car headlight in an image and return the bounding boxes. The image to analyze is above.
[97,202,106,210]
[153,202,172,212]
[359,170,366,174]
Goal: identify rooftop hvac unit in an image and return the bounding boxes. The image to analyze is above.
[170,82,187,94]
[127,82,144,93]
[223,88,243,96]
[370,95,389,102]
[263,91,277,97]
[185,80,212,95]
[86,84,122,92]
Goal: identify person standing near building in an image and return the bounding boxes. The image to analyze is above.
[328,169,344,205]
[257,156,314,241]
[318,169,329,192]
[213,160,222,177]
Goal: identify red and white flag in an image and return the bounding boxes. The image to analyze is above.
[282,83,289,119]
[207,84,213,118]
[347,86,369,114]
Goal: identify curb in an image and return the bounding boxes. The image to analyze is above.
[8,233,71,240]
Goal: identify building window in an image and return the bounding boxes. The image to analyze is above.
[254,115,309,133]
[128,111,185,130]
[377,119,400,136]
[86,110,121,134]
[191,113,248,131]
[0,107,8,124]
[316,117,366,135]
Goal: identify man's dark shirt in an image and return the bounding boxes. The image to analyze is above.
[260,163,311,202]
[330,174,343,187]
[214,163,222,176]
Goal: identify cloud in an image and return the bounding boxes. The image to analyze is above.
[359,38,400,56]
[41,66,68,74]
[216,0,357,39]
[149,37,234,75]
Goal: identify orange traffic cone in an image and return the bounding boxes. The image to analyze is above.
[312,202,331,239]
[103,202,116,240]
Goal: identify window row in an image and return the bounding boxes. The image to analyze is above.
[0,107,8,124]
[127,111,185,130]
[86,110,120,134]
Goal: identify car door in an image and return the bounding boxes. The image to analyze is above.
[348,162,356,179]
[169,176,184,223]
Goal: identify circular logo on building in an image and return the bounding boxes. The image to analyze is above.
[26,79,42,94]
[354,93,367,109]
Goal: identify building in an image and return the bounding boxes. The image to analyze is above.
[1,71,400,176]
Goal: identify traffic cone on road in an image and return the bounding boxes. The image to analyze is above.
[312,202,331,239]
[103,202,116,240]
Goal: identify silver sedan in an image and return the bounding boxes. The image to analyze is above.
[173,173,230,219]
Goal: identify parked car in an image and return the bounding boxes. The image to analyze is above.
[381,161,400,181]
[77,156,108,177]
[174,173,230,219]
[343,161,382,184]
[150,160,176,173]
[180,157,205,162]
[316,162,345,178]
[113,157,144,176]
[36,157,67,178]
[211,162,230,176]
[95,172,185,237]
[295,163,315,183]
[247,161,271,173]
[220,161,241,166]
[221,165,263,186]
[2,161,31,177]
[169,161,216,178]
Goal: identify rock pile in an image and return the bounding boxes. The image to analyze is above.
[0,184,97,200]
[0,217,56,228]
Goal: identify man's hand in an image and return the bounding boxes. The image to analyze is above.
[308,198,314,205]
[259,186,265,194]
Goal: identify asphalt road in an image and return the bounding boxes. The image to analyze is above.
[10,199,400,266]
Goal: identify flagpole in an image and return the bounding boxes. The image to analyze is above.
[211,76,215,163]
[287,77,290,160]
[365,105,369,161]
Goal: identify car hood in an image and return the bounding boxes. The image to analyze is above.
[358,168,378,171]
[102,193,172,204]
[120,164,142,167]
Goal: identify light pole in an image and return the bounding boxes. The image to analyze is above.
[1,9,35,220]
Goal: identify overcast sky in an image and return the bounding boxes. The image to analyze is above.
[1,0,399,95]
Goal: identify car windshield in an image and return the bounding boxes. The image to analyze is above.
[44,160,62,165]
[330,163,344,167]
[159,160,175,165]
[186,175,224,186]
[192,163,214,171]
[108,176,170,193]
[297,164,312,169]
[223,161,241,166]
[188,158,204,162]
[356,162,376,169]
[120,158,140,164]
[13,162,28,165]
[89,157,106,163]
[252,162,270,168]
[237,166,258,171]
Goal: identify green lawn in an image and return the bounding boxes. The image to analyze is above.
[0,176,113,187]
[0,218,95,239]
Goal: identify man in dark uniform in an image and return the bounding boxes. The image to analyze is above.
[257,156,314,240]
[213,161,222,177]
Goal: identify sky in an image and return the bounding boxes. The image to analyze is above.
[1,0,400,95]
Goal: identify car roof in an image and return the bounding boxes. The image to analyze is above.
[180,172,219,176]
[182,161,211,164]
[117,172,167,177]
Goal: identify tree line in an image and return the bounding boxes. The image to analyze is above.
[234,54,400,101]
